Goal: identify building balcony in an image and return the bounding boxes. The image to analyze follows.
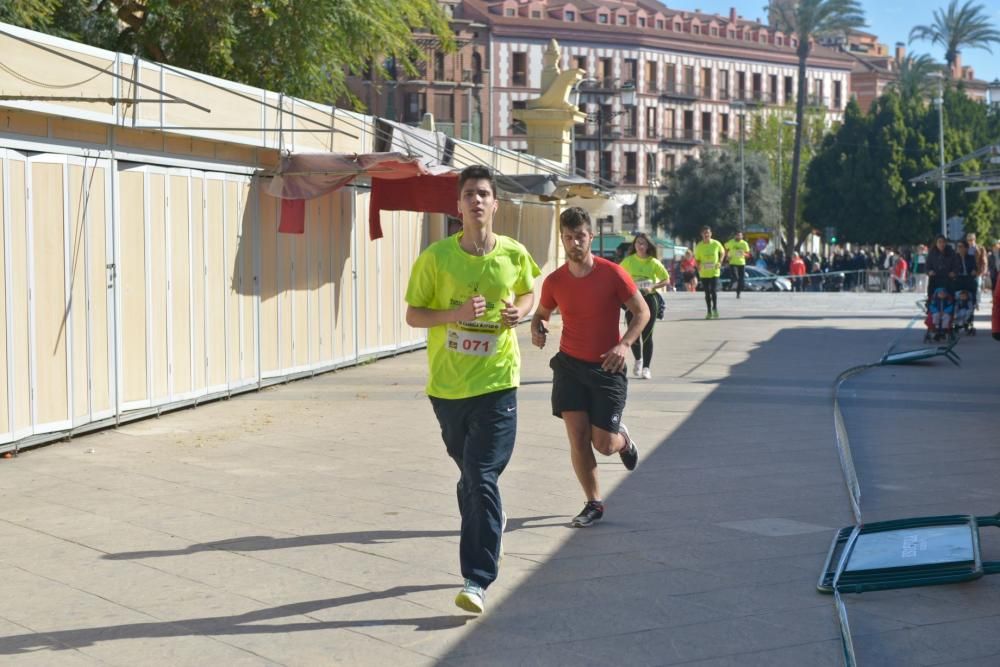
[659,128,703,146]
[660,82,702,101]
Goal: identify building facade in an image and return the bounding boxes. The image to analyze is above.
[345,0,492,143]
[462,0,854,232]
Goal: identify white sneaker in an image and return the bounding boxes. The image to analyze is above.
[455,579,485,614]
[641,368,652,380]
[633,361,643,377]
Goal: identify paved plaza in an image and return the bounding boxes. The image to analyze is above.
[0,291,997,666]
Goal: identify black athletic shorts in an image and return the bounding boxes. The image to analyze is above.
[549,351,628,434]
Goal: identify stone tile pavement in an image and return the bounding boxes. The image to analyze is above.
[0,291,997,666]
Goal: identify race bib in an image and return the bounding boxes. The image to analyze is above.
[447,328,498,356]
[702,262,717,270]
[731,249,744,258]
[636,279,654,291]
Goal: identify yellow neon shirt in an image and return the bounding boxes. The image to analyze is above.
[694,239,726,278]
[725,239,751,266]
[620,254,670,291]
[405,232,540,399]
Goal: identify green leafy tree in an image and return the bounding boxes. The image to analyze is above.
[805,87,999,246]
[771,0,866,254]
[6,0,454,108]
[908,0,1000,77]
[656,149,778,244]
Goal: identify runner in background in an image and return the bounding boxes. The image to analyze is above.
[620,233,671,380]
[724,231,751,299]
[694,226,725,319]
[405,165,540,614]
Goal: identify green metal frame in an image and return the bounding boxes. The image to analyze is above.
[818,514,1000,594]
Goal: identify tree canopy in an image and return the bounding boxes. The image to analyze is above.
[1,0,455,108]
[804,89,1000,245]
[656,148,779,244]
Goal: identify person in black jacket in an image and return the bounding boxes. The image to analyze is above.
[925,235,961,298]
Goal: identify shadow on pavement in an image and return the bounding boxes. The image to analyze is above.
[439,324,993,665]
[103,515,565,560]
[0,585,466,655]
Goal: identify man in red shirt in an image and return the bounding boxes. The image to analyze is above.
[891,253,908,293]
[789,252,806,292]
[530,207,649,527]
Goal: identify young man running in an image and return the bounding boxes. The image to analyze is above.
[724,231,751,298]
[405,165,540,614]
[695,225,725,319]
[530,207,648,528]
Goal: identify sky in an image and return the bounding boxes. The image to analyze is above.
[694,1,1000,83]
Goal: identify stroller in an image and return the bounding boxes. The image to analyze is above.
[924,287,956,343]
[952,289,976,336]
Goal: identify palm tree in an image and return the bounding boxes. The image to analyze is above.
[772,0,865,254]
[889,53,943,99]
[909,0,1000,77]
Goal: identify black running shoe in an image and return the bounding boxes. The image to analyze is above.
[618,423,639,471]
[571,501,604,528]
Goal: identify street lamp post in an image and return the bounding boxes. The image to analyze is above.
[777,118,797,251]
[930,71,947,238]
[990,78,1000,107]
[570,80,636,256]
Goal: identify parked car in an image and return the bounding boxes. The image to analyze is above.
[718,265,792,292]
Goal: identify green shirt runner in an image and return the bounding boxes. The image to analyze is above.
[694,239,726,278]
[725,239,751,266]
[620,254,670,292]
[405,231,540,399]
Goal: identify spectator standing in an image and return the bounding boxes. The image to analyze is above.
[926,235,961,298]
[789,252,806,292]
[891,253,908,293]
[679,250,698,292]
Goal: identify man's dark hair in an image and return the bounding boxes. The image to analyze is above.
[457,165,497,198]
[559,206,592,231]
[700,225,712,233]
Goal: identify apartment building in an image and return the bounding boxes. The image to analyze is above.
[345,1,491,143]
[463,0,853,231]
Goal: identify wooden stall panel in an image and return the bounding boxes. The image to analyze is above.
[68,164,90,422]
[336,191,358,363]
[190,176,206,392]
[275,211,294,373]
[398,211,426,348]
[355,206,376,355]
[88,166,112,415]
[378,214,398,351]
[238,180,256,383]
[205,177,227,388]
[31,160,70,428]
[118,169,149,404]
[169,174,192,396]
[292,206,310,368]
[148,172,169,403]
[8,159,31,433]
[257,187,279,375]
[313,194,334,365]
[0,157,7,438]
[225,180,241,384]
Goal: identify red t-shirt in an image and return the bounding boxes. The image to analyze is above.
[540,257,637,363]
[790,258,806,276]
